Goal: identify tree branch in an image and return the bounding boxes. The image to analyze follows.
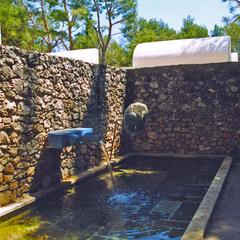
[20,1,53,50]
[93,0,104,48]
[111,32,121,36]
[93,25,104,48]
[63,0,74,49]
[112,18,125,26]
[40,0,52,46]
[60,37,69,50]
[104,0,113,48]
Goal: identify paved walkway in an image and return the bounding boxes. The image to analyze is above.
[205,160,240,240]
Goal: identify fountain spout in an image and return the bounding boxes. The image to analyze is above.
[99,140,115,186]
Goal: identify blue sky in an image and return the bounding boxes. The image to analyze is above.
[138,0,231,31]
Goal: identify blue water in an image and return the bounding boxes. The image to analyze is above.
[139,231,180,240]
[108,193,140,205]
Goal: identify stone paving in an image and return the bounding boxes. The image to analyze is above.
[205,160,240,240]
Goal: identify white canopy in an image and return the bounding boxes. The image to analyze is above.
[49,48,99,64]
[132,36,231,68]
[231,52,239,62]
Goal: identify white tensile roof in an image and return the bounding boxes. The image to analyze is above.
[231,52,239,62]
[49,48,99,64]
[133,36,232,68]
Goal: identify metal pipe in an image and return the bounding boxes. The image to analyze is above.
[109,118,123,161]
[99,140,115,186]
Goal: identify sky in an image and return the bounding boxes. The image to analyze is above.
[137,0,231,32]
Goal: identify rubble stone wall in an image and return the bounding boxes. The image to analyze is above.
[124,63,240,155]
[0,46,126,206]
[1,44,240,207]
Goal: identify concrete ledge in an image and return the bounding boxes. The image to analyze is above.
[181,156,233,240]
[62,155,126,185]
[0,196,35,219]
[32,183,71,199]
[125,152,225,160]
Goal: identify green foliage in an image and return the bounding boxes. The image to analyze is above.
[74,31,98,49]
[49,0,91,50]
[1,1,239,67]
[90,0,137,64]
[225,22,240,51]
[222,0,240,23]
[106,41,128,67]
[21,0,59,52]
[125,18,178,66]
[222,0,240,52]
[211,24,225,36]
[210,23,240,52]
[0,0,33,49]
[124,16,210,66]
[131,18,178,43]
[179,16,209,39]
[21,0,91,51]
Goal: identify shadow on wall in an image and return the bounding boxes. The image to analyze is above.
[15,51,63,195]
[60,64,108,179]
[74,64,126,174]
[119,70,140,154]
[0,45,126,202]
[29,57,108,193]
[29,63,120,194]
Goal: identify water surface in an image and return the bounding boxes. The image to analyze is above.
[0,157,221,240]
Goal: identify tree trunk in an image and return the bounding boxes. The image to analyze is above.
[100,47,107,65]
[63,0,73,50]
[0,24,2,45]
[68,25,74,50]
[40,0,52,45]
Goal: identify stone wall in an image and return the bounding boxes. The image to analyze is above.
[0,46,126,206]
[124,63,240,155]
[1,44,240,207]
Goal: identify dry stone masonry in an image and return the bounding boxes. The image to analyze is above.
[124,63,240,155]
[0,45,126,206]
[1,44,240,207]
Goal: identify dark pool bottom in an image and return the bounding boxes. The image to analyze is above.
[0,156,222,240]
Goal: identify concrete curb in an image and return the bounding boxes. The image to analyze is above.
[181,156,233,240]
[0,196,35,220]
[62,155,126,185]
[124,152,225,160]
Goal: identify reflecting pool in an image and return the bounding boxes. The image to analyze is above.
[0,156,221,240]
